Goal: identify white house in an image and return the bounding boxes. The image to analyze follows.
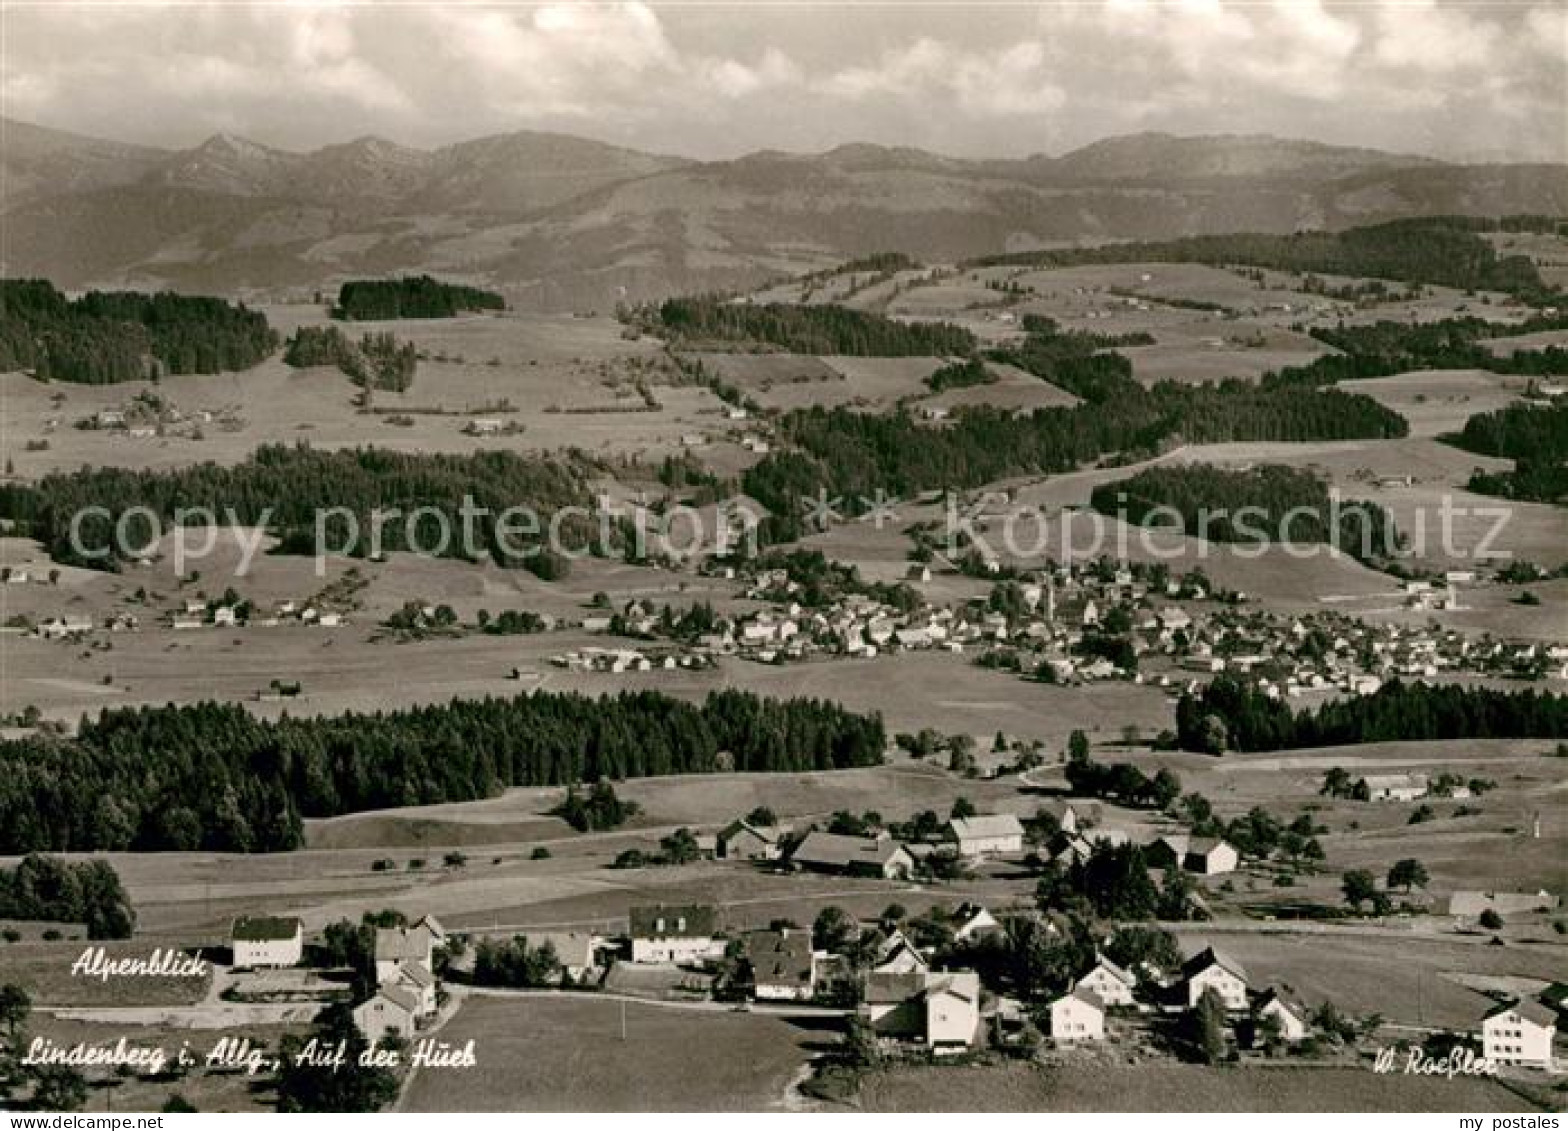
[1481,999,1557,1069]
[1050,988,1106,1042]
[231,916,304,969]
[1184,837,1240,876]
[1183,947,1250,1012]
[1253,988,1309,1043]
[717,819,781,861]
[952,904,1001,944]
[353,984,421,1042]
[629,903,719,964]
[923,971,982,1051]
[1363,773,1429,802]
[1074,954,1137,1008]
[945,813,1025,857]
[872,930,930,975]
[374,920,441,987]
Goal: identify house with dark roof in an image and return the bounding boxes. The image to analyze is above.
[718,820,782,861]
[629,903,720,964]
[789,831,913,879]
[1074,953,1136,1008]
[1183,946,1249,1011]
[1482,998,1557,1069]
[742,928,816,1001]
[1251,987,1308,1043]
[353,983,421,1042]
[860,970,981,1051]
[1184,837,1239,876]
[1050,987,1105,1042]
[945,813,1025,857]
[231,916,303,969]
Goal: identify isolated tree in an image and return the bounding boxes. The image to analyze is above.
[950,797,977,820]
[1190,987,1229,1064]
[813,906,856,953]
[744,806,776,827]
[1479,908,1504,930]
[1387,858,1429,893]
[1341,869,1387,914]
[1067,730,1091,763]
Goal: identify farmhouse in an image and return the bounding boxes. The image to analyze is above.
[1144,834,1189,872]
[1252,988,1309,1043]
[519,932,597,983]
[374,919,442,986]
[1074,953,1136,1008]
[1183,947,1250,1012]
[629,903,720,964]
[717,819,782,861]
[1362,772,1429,802]
[1481,999,1557,1069]
[353,984,421,1042]
[789,831,913,879]
[230,916,303,969]
[861,970,981,1051]
[1183,837,1239,876]
[945,813,1025,857]
[742,928,816,1001]
[1049,988,1106,1043]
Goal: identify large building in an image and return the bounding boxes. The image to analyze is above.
[1481,999,1557,1069]
[231,916,304,969]
[861,970,981,1051]
[789,831,913,879]
[945,813,1026,857]
[629,903,720,964]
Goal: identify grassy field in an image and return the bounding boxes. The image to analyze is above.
[400,994,819,1111]
[856,1060,1539,1112]
[0,940,211,1007]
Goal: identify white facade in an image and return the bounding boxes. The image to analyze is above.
[631,935,716,964]
[946,814,1025,857]
[1050,991,1106,1042]
[231,918,303,969]
[1187,963,1249,1012]
[353,988,418,1042]
[1482,1003,1556,1069]
[1075,959,1136,1008]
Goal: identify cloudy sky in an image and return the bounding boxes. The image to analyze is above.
[3,1,1563,162]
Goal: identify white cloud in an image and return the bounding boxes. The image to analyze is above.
[0,0,1559,162]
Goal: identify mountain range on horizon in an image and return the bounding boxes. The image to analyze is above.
[4,116,1565,311]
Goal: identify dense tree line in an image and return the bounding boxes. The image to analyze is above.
[1090,464,1402,565]
[742,385,1405,531]
[0,689,886,853]
[926,358,993,391]
[1449,401,1568,505]
[648,296,977,356]
[284,326,417,392]
[973,217,1557,302]
[0,855,134,939]
[1177,676,1568,754]
[333,276,505,320]
[0,443,592,574]
[0,278,277,384]
[1448,400,1568,462]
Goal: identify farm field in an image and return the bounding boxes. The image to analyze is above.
[856,1060,1539,1112]
[400,994,819,1111]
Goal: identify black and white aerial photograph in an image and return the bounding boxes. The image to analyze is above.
[0,0,1564,1116]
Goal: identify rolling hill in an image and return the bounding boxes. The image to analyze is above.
[2,119,1563,309]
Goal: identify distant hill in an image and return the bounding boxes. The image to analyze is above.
[2,120,1563,309]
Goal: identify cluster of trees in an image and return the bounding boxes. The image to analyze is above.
[1063,739,1182,810]
[648,296,977,356]
[0,278,278,384]
[555,780,640,832]
[0,689,885,853]
[742,383,1405,533]
[333,276,504,320]
[284,326,417,392]
[0,855,134,939]
[1091,463,1402,566]
[0,443,592,573]
[470,936,561,987]
[925,358,994,392]
[1182,795,1324,864]
[1177,676,1568,754]
[275,1006,401,1112]
[974,217,1557,302]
